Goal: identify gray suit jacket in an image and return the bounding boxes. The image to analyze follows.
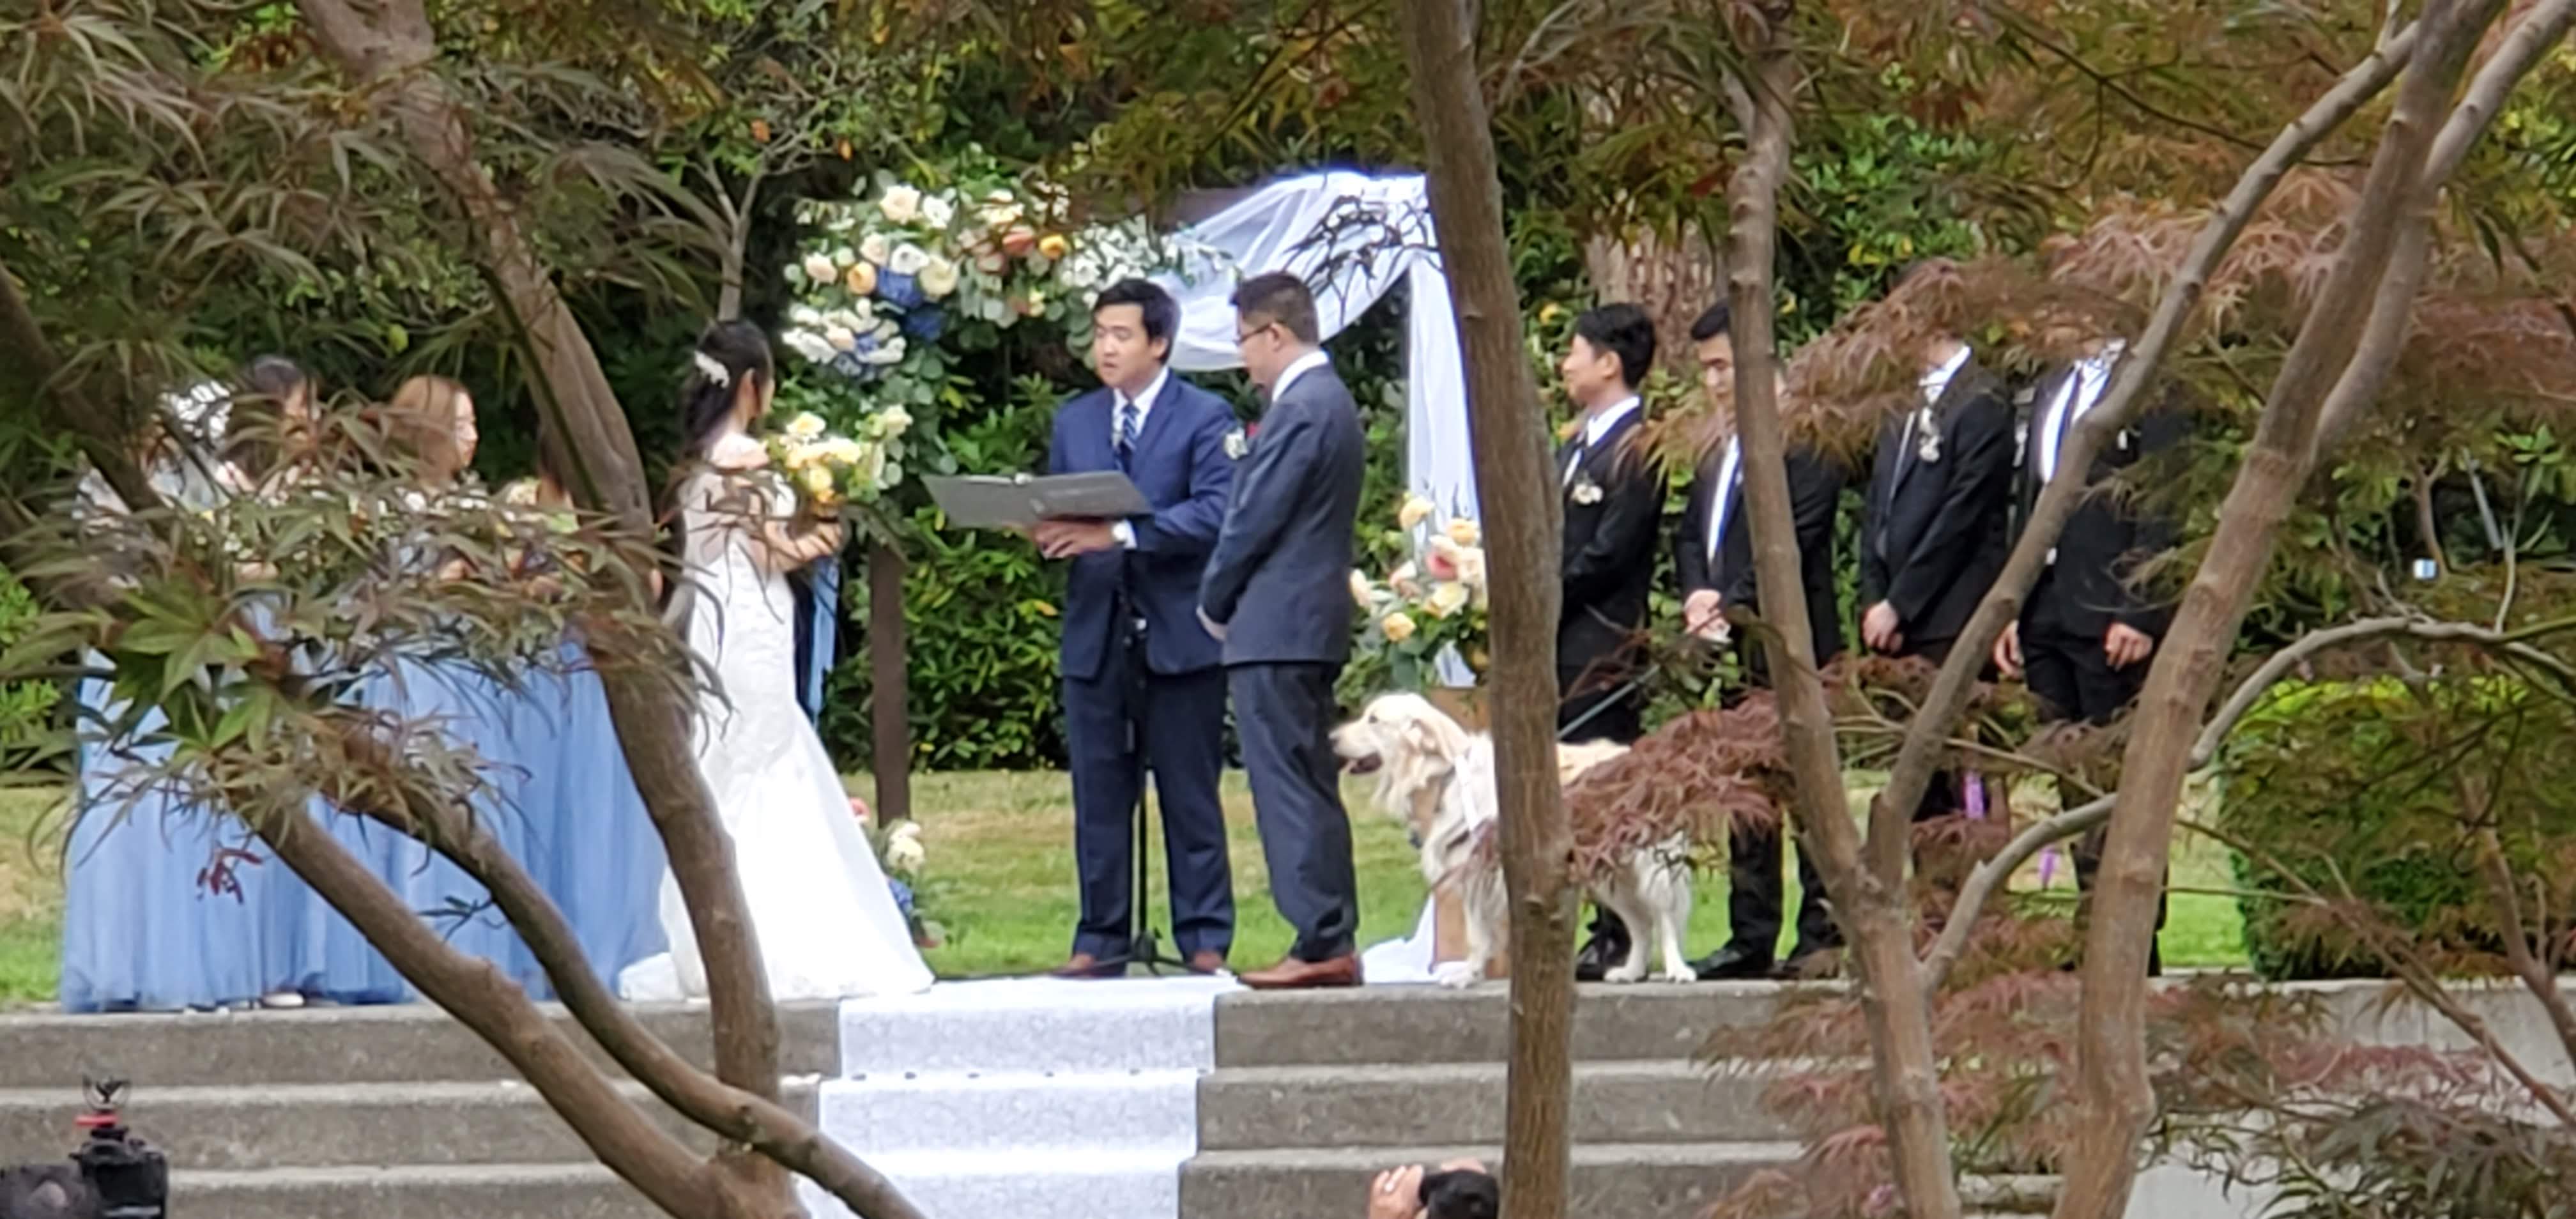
[1199,362,1367,667]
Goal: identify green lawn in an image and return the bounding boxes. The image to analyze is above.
[0,772,2246,1005]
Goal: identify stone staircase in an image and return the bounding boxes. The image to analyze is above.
[1182,984,1804,1219]
[0,1002,838,1218]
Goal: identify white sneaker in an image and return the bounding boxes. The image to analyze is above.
[259,991,307,1009]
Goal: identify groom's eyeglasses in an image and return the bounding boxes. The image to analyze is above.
[1235,320,1279,345]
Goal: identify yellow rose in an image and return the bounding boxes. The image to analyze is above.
[1037,233,1072,261]
[786,412,827,440]
[1445,517,1480,548]
[1425,581,1469,619]
[1397,494,1434,530]
[1381,611,1417,643]
[877,406,914,434]
[781,444,819,470]
[846,263,879,296]
[803,465,835,496]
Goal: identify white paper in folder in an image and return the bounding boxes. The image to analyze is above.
[923,471,1152,530]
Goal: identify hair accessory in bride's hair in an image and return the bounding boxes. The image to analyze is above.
[693,350,732,387]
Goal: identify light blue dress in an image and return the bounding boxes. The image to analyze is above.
[519,640,669,990]
[59,673,313,1011]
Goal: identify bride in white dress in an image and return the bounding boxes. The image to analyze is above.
[618,322,934,1003]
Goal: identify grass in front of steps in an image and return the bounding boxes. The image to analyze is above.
[0,770,2246,1006]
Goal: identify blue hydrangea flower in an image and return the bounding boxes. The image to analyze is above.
[877,271,924,310]
[887,877,916,919]
[901,305,946,343]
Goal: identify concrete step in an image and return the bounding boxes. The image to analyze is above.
[171,1163,652,1219]
[1211,981,1791,1068]
[1196,1061,1795,1150]
[818,1069,1199,1156]
[0,1079,818,1171]
[802,1147,1186,1219]
[0,1001,841,1088]
[839,976,1235,1076]
[1180,1141,1800,1219]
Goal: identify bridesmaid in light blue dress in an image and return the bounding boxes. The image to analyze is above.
[280,376,553,1001]
[59,372,314,1011]
[509,448,670,991]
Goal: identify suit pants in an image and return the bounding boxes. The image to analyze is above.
[2020,625,2169,943]
[1064,654,1234,961]
[1231,662,1360,961]
[1723,652,1839,959]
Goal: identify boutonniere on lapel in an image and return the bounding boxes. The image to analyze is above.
[1913,405,1943,464]
[1223,427,1250,459]
[1570,475,1604,505]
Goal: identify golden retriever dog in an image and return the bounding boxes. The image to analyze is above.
[1332,693,1694,986]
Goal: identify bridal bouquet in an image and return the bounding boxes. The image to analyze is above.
[1349,493,1492,690]
[765,409,912,514]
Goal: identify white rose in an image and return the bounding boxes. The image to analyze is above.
[1349,569,1376,607]
[824,326,856,353]
[781,329,836,364]
[801,254,838,284]
[1398,494,1435,530]
[1425,581,1470,619]
[864,335,908,365]
[878,185,923,225]
[859,233,891,266]
[1456,546,1487,592]
[922,194,956,229]
[831,245,858,270]
[786,412,827,440]
[919,256,961,300]
[878,406,914,434]
[889,243,932,276]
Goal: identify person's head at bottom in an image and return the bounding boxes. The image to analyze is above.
[1367,1159,1496,1219]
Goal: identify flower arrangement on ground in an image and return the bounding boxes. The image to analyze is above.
[1349,493,1491,691]
[850,795,941,949]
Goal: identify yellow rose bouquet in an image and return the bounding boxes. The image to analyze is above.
[765,408,912,516]
[1348,493,1491,690]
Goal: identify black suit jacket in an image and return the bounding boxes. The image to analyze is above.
[1860,356,2016,647]
[1556,410,1664,681]
[2012,366,2188,641]
[1048,378,1238,682]
[1676,441,1845,663]
[1199,362,1367,667]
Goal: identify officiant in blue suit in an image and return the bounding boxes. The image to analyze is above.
[1034,278,1241,979]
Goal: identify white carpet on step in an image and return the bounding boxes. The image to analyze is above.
[806,976,1238,1219]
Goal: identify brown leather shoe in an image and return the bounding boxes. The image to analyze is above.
[1236,953,1361,990]
[1186,951,1229,976]
[1050,953,1124,979]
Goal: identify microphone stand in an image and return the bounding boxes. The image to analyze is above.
[1101,586,1186,977]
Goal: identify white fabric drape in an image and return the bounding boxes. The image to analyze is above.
[1154,171,1478,528]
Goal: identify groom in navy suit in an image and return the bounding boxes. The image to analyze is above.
[1036,279,1239,978]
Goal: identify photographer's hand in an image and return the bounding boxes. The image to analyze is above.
[1367,1164,1426,1219]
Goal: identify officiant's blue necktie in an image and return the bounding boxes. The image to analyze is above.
[1115,398,1139,470]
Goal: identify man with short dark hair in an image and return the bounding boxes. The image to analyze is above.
[1556,303,1667,983]
[1673,301,1848,980]
[1036,278,1239,978]
[1201,271,1368,990]
[1554,303,1666,746]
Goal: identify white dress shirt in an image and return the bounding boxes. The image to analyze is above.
[1271,349,1331,402]
[1705,437,1744,564]
[1107,368,1171,550]
[2035,345,2122,485]
[1565,395,1641,487]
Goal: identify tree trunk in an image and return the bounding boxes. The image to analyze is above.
[2052,5,2507,1216]
[1715,13,1963,1218]
[1394,1,1576,1215]
[869,541,912,824]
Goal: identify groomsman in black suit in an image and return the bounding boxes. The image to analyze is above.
[1556,303,1666,981]
[1554,303,1666,744]
[1670,302,1848,981]
[1859,292,2016,828]
[1994,339,2184,974]
[1200,272,1368,991]
[1038,279,1240,978]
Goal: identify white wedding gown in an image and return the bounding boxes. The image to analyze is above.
[618,441,934,1002]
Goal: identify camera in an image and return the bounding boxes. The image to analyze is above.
[0,1077,168,1219]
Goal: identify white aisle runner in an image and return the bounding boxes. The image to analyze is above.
[804,976,1239,1219]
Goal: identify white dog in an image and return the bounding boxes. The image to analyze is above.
[1332,694,1696,987]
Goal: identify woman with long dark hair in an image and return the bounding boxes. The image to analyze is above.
[617,322,930,1002]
